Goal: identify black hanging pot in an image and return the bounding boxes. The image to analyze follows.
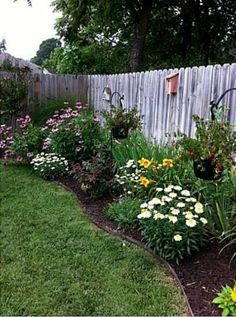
[111,125,129,139]
[193,159,222,180]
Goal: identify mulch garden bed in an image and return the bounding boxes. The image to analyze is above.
[60,177,236,317]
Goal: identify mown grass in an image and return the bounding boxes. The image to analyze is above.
[0,163,187,316]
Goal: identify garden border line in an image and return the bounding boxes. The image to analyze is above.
[57,181,194,317]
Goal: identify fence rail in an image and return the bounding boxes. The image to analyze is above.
[25,63,236,142]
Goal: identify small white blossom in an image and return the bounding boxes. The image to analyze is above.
[173,234,182,241]
[186,218,197,227]
[181,190,191,197]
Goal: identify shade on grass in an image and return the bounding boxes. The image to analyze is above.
[0,163,187,316]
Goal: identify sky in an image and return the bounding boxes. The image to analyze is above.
[0,0,60,60]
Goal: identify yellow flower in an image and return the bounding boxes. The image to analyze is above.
[163,158,173,168]
[231,284,236,302]
[139,176,151,187]
[138,157,152,168]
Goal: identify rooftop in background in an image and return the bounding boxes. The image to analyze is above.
[0,52,51,74]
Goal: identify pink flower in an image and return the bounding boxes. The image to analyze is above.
[0,142,5,149]
[16,156,23,162]
[27,152,33,158]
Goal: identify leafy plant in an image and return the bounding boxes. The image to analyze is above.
[177,114,236,175]
[102,105,141,130]
[137,184,208,263]
[220,227,236,266]
[31,152,69,180]
[106,197,141,230]
[0,61,31,122]
[44,106,108,162]
[212,283,236,316]
[71,150,114,198]
[11,116,46,161]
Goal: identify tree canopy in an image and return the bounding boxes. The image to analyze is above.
[31,38,61,66]
[15,0,236,74]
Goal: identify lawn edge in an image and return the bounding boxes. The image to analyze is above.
[56,180,194,317]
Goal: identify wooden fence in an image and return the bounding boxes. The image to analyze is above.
[28,63,236,142]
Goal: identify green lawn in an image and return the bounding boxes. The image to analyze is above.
[0,163,187,316]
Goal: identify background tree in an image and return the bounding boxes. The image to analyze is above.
[31,38,61,66]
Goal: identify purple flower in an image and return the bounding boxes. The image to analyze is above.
[27,152,33,158]
[0,142,5,149]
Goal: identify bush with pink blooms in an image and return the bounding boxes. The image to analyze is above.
[5,115,47,162]
[42,106,107,162]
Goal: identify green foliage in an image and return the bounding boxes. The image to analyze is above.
[71,150,113,198]
[199,174,236,237]
[12,125,46,161]
[212,284,236,316]
[0,62,31,121]
[106,197,141,230]
[137,185,208,263]
[220,227,236,266]
[178,114,236,169]
[30,99,76,126]
[31,38,61,66]
[49,109,107,162]
[102,105,141,131]
[31,152,69,180]
[50,0,236,73]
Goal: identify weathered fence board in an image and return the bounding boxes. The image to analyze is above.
[88,63,236,142]
[22,63,236,141]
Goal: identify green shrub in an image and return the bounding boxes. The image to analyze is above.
[11,116,46,161]
[137,184,208,263]
[45,107,108,162]
[212,283,236,316]
[71,150,113,198]
[0,62,30,122]
[106,197,141,230]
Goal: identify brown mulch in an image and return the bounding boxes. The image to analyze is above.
[60,177,236,317]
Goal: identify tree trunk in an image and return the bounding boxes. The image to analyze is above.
[129,0,153,72]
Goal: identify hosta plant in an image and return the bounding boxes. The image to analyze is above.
[212,283,236,316]
[137,184,208,263]
[31,152,69,180]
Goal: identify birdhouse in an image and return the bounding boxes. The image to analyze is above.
[103,86,112,101]
[165,72,179,94]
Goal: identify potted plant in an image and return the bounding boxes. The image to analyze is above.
[102,105,142,139]
[178,114,236,180]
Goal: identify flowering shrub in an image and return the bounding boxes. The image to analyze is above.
[71,150,113,198]
[0,124,13,159]
[212,283,236,316]
[42,106,106,162]
[115,157,187,199]
[137,184,208,263]
[31,152,69,180]
[11,115,46,161]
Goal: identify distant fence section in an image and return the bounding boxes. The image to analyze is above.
[29,63,236,142]
[29,74,89,105]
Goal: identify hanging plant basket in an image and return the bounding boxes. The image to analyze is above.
[111,125,129,139]
[193,159,223,181]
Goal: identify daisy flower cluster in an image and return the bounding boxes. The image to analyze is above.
[115,159,144,195]
[31,152,69,180]
[137,184,208,262]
